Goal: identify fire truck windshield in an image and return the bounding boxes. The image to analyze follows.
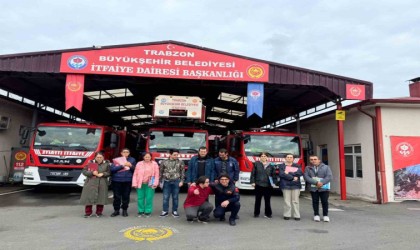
[148,131,206,153]
[243,135,301,157]
[33,126,102,151]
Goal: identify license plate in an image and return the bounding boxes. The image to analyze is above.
[50,171,69,176]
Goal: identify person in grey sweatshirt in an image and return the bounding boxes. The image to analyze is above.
[304,155,333,222]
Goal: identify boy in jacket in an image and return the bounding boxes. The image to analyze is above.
[211,174,241,226]
[110,148,136,217]
[159,149,185,218]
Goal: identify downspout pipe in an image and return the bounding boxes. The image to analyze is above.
[357,106,382,204]
[337,103,346,200]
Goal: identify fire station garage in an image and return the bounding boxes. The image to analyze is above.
[6,40,417,204]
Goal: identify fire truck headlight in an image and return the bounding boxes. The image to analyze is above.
[42,158,48,163]
[76,159,82,164]
[24,169,34,176]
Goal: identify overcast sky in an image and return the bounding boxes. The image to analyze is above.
[1,0,419,98]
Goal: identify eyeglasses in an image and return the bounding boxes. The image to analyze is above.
[219,178,229,181]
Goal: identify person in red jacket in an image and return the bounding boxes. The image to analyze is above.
[183,176,214,223]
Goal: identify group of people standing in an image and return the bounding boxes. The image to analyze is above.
[250,152,332,222]
[79,147,332,224]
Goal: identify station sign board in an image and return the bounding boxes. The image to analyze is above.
[60,43,269,82]
[153,95,202,119]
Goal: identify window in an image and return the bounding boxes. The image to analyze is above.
[345,145,362,178]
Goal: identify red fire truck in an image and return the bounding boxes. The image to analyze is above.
[143,95,208,168]
[224,130,305,190]
[22,122,126,186]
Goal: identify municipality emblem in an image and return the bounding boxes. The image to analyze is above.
[246,65,265,79]
[121,226,176,242]
[396,142,414,157]
[67,55,88,70]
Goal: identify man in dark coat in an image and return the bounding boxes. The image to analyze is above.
[211,174,240,226]
[214,148,239,184]
[186,146,215,185]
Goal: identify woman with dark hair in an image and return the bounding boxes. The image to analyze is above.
[250,152,275,218]
[183,176,214,223]
[279,153,303,221]
[132,152,160,217]
[80,152,111,218]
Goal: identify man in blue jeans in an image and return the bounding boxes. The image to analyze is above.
[159,149,185,218]
[303,155,333,222]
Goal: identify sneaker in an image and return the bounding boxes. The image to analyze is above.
[122,210,128,217]
[323,216,330,222]
[283,217,290,220]
[144,213,151,217]
[198,218,210,224]
[84,214,92,218]
[314,215,321,222]
[254,214,260,218]
[96,214,103,218]
[229,220,236,226]
[160,211,169,217]
[172,211,180,218]
[137,212,144,217]
[219,217,226,221]
[187,218,194,223]
[294,218,301,221]
[264,215,272,219]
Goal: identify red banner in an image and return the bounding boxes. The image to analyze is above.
[391,136,420,200]
[346,84,366,100]
[59,43,269,82]
[65,74,85,112]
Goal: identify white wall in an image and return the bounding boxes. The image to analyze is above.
[299,107,378,201]
[0,99,33,180]
[379,104,420,202]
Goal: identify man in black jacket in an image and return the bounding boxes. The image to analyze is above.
[211,174,241,226]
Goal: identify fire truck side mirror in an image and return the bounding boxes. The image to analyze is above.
[230,137,238,152]
[214,136,220,152]
[110,133,118,148]
[21,129,29,140]
[136,135,146,151]
[308,140,314,155]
